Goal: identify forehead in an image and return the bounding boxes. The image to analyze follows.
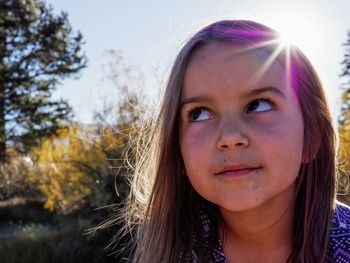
[183,41,288,95]
[188,41,285,72]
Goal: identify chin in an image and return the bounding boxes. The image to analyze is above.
[218,197,266,213]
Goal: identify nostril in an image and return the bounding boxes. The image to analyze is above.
[216,131,250,150]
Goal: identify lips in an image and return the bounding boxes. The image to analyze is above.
[215,165,260,177]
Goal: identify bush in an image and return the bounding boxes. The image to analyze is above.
[0,159,42,201]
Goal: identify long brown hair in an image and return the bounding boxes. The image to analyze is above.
[120,20,336,263]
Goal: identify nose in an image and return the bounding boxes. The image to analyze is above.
[216,120,249,150]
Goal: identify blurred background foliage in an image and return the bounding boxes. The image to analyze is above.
[0,0,350,263]
[0,0,144,262]
[337,28,350,204]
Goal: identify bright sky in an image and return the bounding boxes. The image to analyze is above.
[47,0,350,125]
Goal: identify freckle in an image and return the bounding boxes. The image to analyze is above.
[227,156,231,160]
[219,70,223,74]
[224,159,226,162]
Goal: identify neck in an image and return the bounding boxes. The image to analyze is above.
[219,186,296,262]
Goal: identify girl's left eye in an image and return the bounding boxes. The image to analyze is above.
[247,98,275,113]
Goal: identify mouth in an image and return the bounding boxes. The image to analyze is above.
[215,166,260,177]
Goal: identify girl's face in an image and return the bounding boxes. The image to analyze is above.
[179,41,304,213]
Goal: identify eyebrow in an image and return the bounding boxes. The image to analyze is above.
[180,86,286,109]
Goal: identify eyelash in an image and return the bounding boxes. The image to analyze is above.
[187,106,210,121]
[247,97,275,112]
[186,97,276,121]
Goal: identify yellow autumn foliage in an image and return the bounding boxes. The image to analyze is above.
[27,124,108,213]
[338,128,350,197]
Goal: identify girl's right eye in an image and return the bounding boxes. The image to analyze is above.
[188,108,211,122]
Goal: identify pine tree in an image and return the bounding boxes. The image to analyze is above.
[339,29,350,127]
[341,30,350,80]
[0,0,87,162]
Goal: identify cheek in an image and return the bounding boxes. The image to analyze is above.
[179,124,214,170]
[180,124,214,152]
[257,118,304,178]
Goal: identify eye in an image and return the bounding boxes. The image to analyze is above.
[247,98,275,113]
[188,107,212,122]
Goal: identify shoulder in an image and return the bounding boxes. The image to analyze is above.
[326,201,350,262]
[332,201,350,229]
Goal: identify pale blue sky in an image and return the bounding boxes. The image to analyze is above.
[47,0,350,124]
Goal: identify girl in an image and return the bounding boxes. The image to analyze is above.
[119,20,350,262]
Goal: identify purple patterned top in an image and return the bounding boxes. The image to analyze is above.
[187,202,350,262]
[325,202,350,262]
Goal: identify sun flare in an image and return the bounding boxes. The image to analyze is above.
[263,12,326,64]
